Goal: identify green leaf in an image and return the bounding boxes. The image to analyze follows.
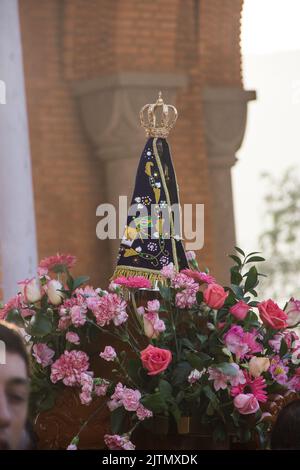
[229,255,242,267]
[248,289,258,297]
[196,333,208,345]
[29,311,53,337]
[245,251,261,260]
[187,352,211,370]
[171,362,193,386]
[66,276,74,290]
[158,284,172,302]
[127,358,143,385]
[73,276,90,290]
[169,402,181,424]
[279,338,288,356]
[111,406,127,434]
[245,256,265,264]
[230,267,243,285]
[5,308,25,327]
[234,246,245,257]
[244,266,258,292]
[141,393,167,413]
[180,338,196,351]
[203,385,220,409]
[230,284,244,299]
[158,380,173,401]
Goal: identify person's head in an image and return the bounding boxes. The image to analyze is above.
[0,321,30,449]
[271,399,300,450]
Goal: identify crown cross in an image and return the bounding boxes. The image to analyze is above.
[140,92,178,138]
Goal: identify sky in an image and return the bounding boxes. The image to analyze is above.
[241,0,300,55]
[232,0,300,254]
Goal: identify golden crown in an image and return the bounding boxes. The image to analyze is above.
[140,92,178,138]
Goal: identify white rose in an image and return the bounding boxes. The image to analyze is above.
[47,279,64,305]
[19,278,42,303]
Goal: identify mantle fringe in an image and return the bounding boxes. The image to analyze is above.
[110,266,166,287]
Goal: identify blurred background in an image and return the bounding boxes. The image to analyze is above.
[0,0,299,303]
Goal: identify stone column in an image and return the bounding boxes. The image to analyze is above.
[202,87,256,284]
[0,0,38,301]
[72,73,188,270]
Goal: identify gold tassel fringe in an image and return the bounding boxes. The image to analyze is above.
[110,266,166,287]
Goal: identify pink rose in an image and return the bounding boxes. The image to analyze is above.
[233,393,260,415]
[32,343,55,367]
[203,283,228,309]
[140,344,172,376]
[229,300,249,320]
[100,346,117,362]
[258,299,288,330]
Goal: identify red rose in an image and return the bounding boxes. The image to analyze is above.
[203,283,228,309]
[258,299,288,330]
[140,344,172,376]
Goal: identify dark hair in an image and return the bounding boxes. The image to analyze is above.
[271,399,300,449]
[0,320,30,374]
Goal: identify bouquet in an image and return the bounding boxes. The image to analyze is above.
[1,248,300,450]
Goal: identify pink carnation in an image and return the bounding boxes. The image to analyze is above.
[79,372,94,405]
[122,388,141,412]
[146,300,160,312]
[136,405,153,421]
[38,253,77,273]
[94,381,109,397]
[104,434,135,450]
[100,346,117,362]
[113,276,151,289]
[108,383,141,412]
[70,305,86,327]
[175,290,197,309]
[32,343,55,367]
[0,293,33,320]
[66,332,80,345]
[58,315,72,330]
[160,262,176,279]
[181,269,216,285]
[88,293,128,327]
[50,350,89,387]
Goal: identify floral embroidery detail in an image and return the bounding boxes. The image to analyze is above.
[147,242,157,252]
[160,256,170,266]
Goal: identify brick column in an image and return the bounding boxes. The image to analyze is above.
[202,87,256,283]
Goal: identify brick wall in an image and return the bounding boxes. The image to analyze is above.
[19,0,243,285]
